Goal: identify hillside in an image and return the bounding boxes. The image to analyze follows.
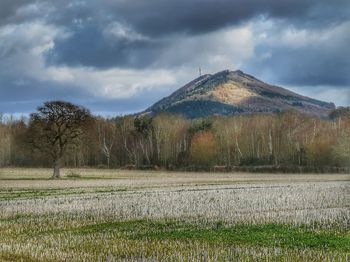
[144,70,335,118]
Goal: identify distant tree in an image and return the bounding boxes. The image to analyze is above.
[189,118,213,135]
[114,116,138,166]
[0,123,11,167]
[28,101,92,178]
[134,116,153,136]
[153,113,189,166]
[213,117,241,166]
[333,131,350,167]
[190,131,217,167]
[134,116,153,165]
[96,118,118,167]
[329,107,350,120]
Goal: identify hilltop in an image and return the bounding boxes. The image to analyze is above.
[144,70,335,118]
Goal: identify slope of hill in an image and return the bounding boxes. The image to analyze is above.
[145,70,335,118]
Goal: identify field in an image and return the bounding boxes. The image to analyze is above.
[0,168,349,261]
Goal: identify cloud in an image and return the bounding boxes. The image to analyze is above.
[288,86,350,107]
[45,67,178,98]
[40,0,350,71]
[0,0,29,24]
[0,20,254,105]
[0,75,171,115]
[45,23,164,69]
[104,22,148,42]
[0,1,51,26]
[154,25,254,71]
[0,22,179,114]
[46,18,255,70]
[244,20,350,86]
[4,0,350,32]
[0,0,349,115]
[97,0,350,36]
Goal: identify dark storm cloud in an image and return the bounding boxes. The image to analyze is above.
[0,0,28,24]
[4,0,350,32]
[100,0,350,36]
[0,0,48,26]
[42,0,350,69]
[46,24,164,69]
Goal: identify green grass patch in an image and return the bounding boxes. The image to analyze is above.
[71,220,350,252]
[0,187,128,200]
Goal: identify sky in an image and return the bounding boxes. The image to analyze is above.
[0,0,349,116]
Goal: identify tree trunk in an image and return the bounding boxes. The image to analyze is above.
[106,155,110,168]
[53,159,61,179]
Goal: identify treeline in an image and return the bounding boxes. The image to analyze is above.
[0,108,350,171]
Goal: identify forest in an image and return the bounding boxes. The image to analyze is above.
[0,103,349,172]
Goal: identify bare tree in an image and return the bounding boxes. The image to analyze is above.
[0,123,11,167]
[28,101,92,178]
[96,118,118,167]
[153,114,189,166]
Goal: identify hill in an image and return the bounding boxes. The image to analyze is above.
[144,70,335,118]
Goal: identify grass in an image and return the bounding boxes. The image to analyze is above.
[2,215,349,261]
[65,171,81,178]
[0,168,349,261]
[70,220,350,252]
[0,187,129,200]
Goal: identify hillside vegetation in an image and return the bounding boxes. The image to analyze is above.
[146,70,335,118]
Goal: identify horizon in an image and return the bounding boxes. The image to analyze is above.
[1,0,350,116]
[0,68,348,118]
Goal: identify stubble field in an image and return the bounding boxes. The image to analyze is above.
[0,168,349,261]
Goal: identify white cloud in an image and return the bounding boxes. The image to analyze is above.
[0,22,69,76]
[15,3,42,17]
[104,22,148,41]
[46,66,177,98]
[252,18,350,50]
